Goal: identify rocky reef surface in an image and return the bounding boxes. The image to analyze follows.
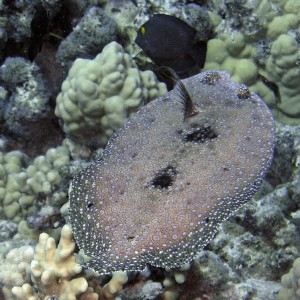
[0,0,299,299]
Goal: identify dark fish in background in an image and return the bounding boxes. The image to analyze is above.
[28,4,49,61]
[135,14,207,75]
[258,73,281,104]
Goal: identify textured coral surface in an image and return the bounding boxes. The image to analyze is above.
[0,0,299,299]
[55,42,166,147]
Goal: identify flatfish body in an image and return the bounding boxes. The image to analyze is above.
[69,70,275,274]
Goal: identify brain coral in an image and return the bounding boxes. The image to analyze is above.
[69,70,275,274]
[55,41,167,147]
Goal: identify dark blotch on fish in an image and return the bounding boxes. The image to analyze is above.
[183,124,218,143]
[28,4,49,61]
[150,165,177,189]
[135,14,207,75]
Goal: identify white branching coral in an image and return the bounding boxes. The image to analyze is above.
[12,225,88,300]
[99,271,128,300]
[11,225,128,300]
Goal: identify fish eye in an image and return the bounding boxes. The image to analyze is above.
[87,201,94,209]
[140,26,146,35]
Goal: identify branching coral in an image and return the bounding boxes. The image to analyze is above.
[12,225,128,300]
[13,225,88,299]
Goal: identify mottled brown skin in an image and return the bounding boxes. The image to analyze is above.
[69,70,275,274]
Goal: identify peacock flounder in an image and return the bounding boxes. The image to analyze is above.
[69,70,275,274]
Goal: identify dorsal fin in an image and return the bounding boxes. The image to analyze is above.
[159,66,198,121]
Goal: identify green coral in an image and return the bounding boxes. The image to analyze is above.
[0,245,34,299]
[0,141,71,228]
[204,0,300,124]
[265,33,300,121]
[55,41,167,147]
[278,257,300,300]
